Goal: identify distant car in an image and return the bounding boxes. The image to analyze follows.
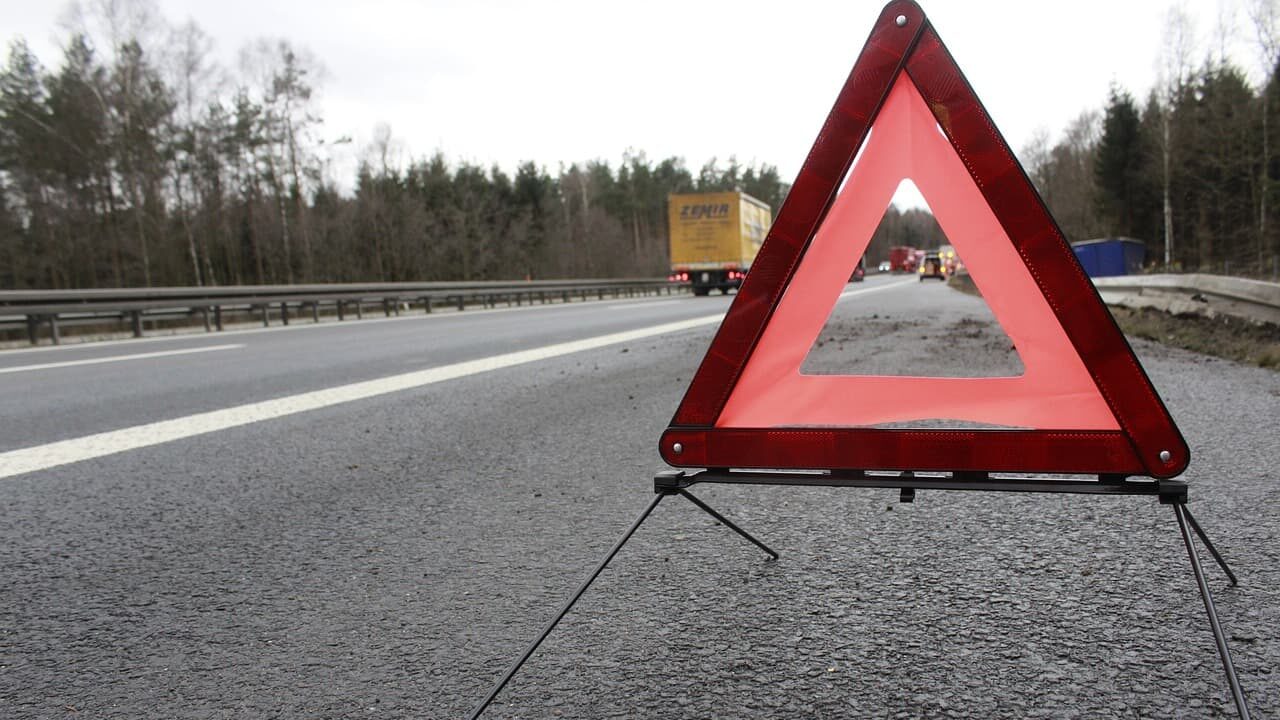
[877,261,891,272]
[851,257,866,282]
[918,253,946,281]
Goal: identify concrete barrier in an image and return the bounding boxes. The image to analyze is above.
[1091,274,1280,326]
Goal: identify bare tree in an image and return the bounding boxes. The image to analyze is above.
[165,20,219,285]
[1157,5,1198,267]
[237,38,324,283]
[57,0,164,67]
[1249,0,1280,269]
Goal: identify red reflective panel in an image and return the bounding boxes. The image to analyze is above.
[661,0,1188,479]
[716,76,1115,431]
[660,428,1145,477]
[671,0,924,428]
[903,23,1187,476]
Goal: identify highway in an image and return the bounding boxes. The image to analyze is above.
[1,275,1277,717]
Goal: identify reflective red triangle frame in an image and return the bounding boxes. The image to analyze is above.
[659,0,1189,479]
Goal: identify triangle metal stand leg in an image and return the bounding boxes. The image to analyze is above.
[467,487,777,719]
[1171,501,1251,719]
[1180,504,1239,586]
[675,488,779,560]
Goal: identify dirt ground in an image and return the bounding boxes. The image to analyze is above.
[946,272,1280,371]
[1109,305,1280,370]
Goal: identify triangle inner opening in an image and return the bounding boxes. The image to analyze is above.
[799,183,1025,379]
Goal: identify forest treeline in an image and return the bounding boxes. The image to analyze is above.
[873,19,1280,279]
[3,2,1280,289]
[1025,71,1280,277]
[0,3,788,290]
[1021,2,1280,279]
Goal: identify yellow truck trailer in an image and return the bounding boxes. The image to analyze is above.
[667,191,772,296]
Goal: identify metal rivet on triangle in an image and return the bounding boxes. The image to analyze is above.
[1159,450,1172,462]
[896,14,907,27]
[673,443,684,455]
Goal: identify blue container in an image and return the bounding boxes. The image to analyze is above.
[1071,237,1145,277]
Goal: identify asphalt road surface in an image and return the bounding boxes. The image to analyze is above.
[1,275,1276,718]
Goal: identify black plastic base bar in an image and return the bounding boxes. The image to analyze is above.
[468,487,775,719]
[1175,503,1251,719]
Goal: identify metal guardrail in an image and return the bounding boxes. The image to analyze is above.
[0,279,686,345]
[1092,273,1280,326]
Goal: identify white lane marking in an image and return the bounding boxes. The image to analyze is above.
[0,344,244,375]
[837,278,917,300]
[608,299,683,310]
[0,278,915,480]
[0,317,720,480]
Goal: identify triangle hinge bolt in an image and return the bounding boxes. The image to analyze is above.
[673,443,684,455]
[895,14,908,27]
[1159,450,1172,462]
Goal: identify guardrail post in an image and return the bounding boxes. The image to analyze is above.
[131,310,143,338]
[261,304,270,327]
[26,315,39,345]
[201,307,211,332]
[355,300,363,320]
[456,295,465,311]
[48,315,60,345]
[311,302,320,323]
[280,302,290,326]
[382,298,391,317]
[336,300,345,321]
[215,305,223,331]
[423,296,433,314]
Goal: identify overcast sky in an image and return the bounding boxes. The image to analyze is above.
[2,0,1266,204]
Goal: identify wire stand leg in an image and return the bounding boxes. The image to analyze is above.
[1181,506,1238,585]
[467,491,668,720]
[677,489,778,560]
[1173,503,1251,720]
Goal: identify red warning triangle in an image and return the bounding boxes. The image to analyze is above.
[660,0,1188,479]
